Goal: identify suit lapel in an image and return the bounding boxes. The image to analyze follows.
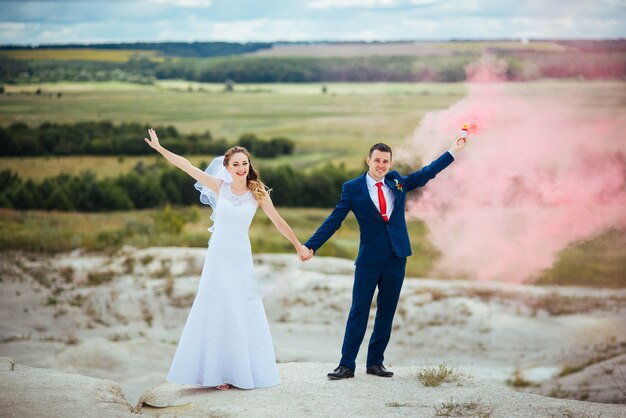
[385,174,403,220]
[358,173,383,216]
[385,175,402,201]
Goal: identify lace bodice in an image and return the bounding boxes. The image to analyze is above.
[218,182,257,207]
[207,182,258,240]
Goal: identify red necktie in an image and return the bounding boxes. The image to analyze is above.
[376,182,388,222]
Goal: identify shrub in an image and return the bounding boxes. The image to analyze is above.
[86,270,115,286]
[152,204,186,234]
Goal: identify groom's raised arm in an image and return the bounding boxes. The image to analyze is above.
[304,183,352,253]
[404,137,466,191]
[403,151,454,192]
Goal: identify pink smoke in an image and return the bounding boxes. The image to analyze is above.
[402,56,626,283]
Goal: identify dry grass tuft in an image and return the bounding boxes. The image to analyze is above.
[506,368,536,388]
[86,270,115,286]
[434,399,493,417]
[67,293,85,307]
[122,256,136,274]
[415,363,459,387]
[602,360,626,401]
[386,401,410,407]
[58,266,75,283]
[152,259,172,278]
[142,306,154,327]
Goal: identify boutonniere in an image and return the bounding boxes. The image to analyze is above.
[394,179,403,192]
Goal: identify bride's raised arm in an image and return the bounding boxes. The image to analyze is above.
[144,128,222,194]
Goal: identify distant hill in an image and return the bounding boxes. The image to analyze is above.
[0,40,624,83]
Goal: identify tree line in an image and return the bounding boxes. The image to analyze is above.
[154,55,472,82]
[0,160,364,211]
[0,55,470,84]
[2,50,624,85]
[0,121,294,157]
[0,56,157,85]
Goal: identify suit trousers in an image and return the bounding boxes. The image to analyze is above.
[339,253,406,370]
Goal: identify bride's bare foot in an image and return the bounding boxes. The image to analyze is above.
[216,384,232,391]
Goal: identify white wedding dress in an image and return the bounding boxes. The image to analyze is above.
[166,181,280,389]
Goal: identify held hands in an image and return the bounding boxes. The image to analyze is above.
[297,245,314,262]
[144,128,162,151]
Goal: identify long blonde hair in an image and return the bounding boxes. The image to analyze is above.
[223,146,269,203]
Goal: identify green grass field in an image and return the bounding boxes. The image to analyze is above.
[536,228,626,288]
[2,80,624,179]
[0,83,466,151]
[0,81,467,176]
[0,207,438,278]
[2,206,622,286]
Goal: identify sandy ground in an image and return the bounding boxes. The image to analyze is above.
[3,359,625,418]
[1,247,625,416]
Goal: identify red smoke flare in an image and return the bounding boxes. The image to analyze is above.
[402,56,626,283]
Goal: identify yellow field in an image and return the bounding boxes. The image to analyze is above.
[0,155,167,181]
[0,49,164,63]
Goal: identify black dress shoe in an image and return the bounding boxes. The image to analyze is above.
[327,365,355,380]
[366,364,393,377]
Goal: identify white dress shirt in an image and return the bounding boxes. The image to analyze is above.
[366,173,395,219]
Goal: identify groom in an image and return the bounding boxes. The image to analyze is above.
[303,137,466,379]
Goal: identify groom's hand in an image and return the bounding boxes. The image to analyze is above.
[449,136,467,154]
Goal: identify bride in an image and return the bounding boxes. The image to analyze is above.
[144,128,312,390]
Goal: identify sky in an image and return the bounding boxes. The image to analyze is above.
[0,0,624,45]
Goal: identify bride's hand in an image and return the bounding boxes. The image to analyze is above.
[297,245,313,262]
[144,128,162,150]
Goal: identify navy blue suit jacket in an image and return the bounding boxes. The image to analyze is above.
[305,151,454,265]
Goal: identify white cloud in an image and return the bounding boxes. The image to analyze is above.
[40,26,75,43]
[146,0,212,8]
[205,18,319,42]
[0,22,35,41]
[308,0,399,10]
[307,0,442,10]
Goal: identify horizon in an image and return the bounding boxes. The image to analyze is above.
[2,38,625,48]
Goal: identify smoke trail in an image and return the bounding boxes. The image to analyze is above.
[402,55,626,282]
